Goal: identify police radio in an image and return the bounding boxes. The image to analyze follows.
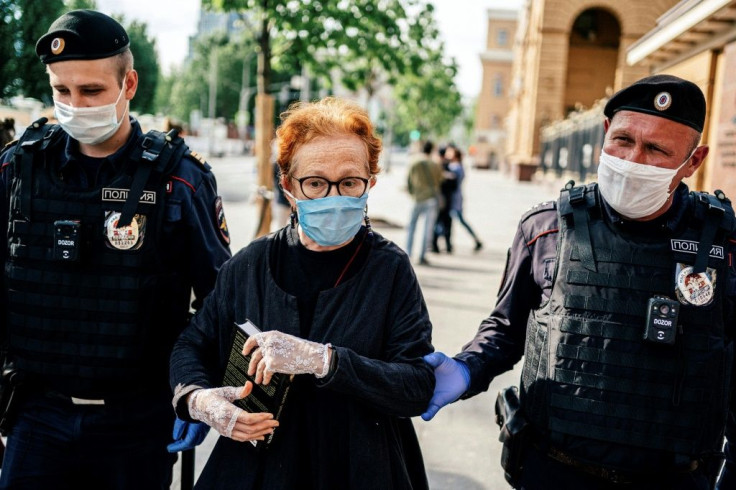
[643,296,680,345]
[53,220,81,261]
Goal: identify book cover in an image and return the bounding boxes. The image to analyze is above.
[222,319,292,446]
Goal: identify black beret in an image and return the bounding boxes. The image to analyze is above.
[603,74,705,132]
[36,10,129,64]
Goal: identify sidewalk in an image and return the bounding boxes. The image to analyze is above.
[171,156,564,489]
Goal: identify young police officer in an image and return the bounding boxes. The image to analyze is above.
[0,10,231,489]
[422,75,736,489]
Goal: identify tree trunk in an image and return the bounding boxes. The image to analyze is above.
[254,6,274,238]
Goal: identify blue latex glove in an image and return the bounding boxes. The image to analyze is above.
[421,352,471,421]
[166,418,210,453]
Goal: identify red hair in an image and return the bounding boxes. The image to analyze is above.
[276,97,382,177]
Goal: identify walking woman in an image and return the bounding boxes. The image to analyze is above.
[447,145,483,251]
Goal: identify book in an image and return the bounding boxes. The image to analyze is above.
[222,319,292,447]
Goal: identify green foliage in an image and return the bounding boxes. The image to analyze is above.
[122,18,160,114]
[266,0,419,96]
[0,0,160,113]
[16,0,65,103]
[165,65,207,124]
[176,0,463,142]
[392,46,463,141]
[161,33,258,125]
[0,0,19,98]
[201,0,447,99]
[154,73,175,119]
[66,0,96,9]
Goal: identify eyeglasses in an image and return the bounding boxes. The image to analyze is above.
[292,175,369,199]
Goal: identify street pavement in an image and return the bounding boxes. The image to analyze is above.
[171,151,564,489]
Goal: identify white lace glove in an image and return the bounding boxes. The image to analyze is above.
[243,331,332,385]
[186,385,279,442]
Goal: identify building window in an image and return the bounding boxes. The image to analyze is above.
[493,75,504,97]
[497,29,508,46]
[490,114,501,128]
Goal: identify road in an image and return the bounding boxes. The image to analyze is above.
[171,151,563,489]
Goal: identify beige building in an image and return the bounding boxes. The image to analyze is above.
[626,0,736,198]
[473,8,517,170]
[505,0,681,177]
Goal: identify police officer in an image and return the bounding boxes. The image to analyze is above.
[421,74,736,489]
[0,10,231,489]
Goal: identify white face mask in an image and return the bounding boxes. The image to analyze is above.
[597,149,693,219]
[54,78,128,145]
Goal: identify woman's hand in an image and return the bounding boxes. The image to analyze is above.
[243,331,332,385]
[187,384,279,442]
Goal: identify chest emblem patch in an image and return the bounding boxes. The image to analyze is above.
[104,211,146,250]
[675,263,716,306]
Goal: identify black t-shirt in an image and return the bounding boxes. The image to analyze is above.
[270,225,370,337]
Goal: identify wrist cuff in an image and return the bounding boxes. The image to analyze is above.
[315,343,332,378]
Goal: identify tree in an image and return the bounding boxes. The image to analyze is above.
[0,0,20,99]
[122,18,160,114]
[1,0,101,101]
[392,47,462,142]
[204,0,444,236]
[16,0,65,103]
[154,72,175,119]
[160,33,258,128]
[66,0,96,9]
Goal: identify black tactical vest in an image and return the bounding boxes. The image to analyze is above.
[5,120,189,398]
[521,183,735,461]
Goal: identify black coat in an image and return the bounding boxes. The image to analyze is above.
[170,228,435,489]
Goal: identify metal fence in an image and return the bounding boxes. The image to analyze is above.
[539,101,607,183]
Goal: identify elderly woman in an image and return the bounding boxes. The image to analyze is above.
[169,97,435,489]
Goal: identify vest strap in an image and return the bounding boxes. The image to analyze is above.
[117,129,184,227]
[568,186,596,272]
[693,193,725,274]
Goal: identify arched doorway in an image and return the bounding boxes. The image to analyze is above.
[564,8,621,115]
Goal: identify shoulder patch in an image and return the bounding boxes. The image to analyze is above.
[185,150,211,171]
[521,200,556,222]
[215,196,230,245]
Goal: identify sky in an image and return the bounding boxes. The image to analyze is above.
[94,0,523,98]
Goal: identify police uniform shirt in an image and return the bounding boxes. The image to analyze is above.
[0,118,232,329]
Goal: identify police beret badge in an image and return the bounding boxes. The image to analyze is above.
[654,91,671,111]
[50,37,65,55]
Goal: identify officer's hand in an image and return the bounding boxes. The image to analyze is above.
[166,418,210,453]
[421,352,470,421]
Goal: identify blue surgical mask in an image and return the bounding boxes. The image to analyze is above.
[284,190,368,246]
